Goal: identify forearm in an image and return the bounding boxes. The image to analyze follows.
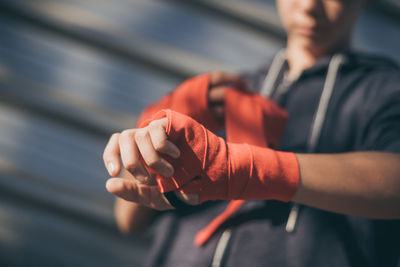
[107,111,400,220]
[293,151,400,219]
[114,197,157,234]
[113,170,158,234]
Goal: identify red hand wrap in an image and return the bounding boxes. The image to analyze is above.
[137,73,221,131]
[224,88,288,148]
[135,74,294,245]
[150,109,299,203]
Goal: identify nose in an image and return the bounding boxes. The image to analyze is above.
[298,0,323,15]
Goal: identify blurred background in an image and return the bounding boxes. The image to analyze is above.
[0,0,399,266]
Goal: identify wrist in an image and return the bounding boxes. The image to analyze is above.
[226,143,299,202]
[150,109,299,203]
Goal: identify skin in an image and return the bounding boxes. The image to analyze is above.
[278,0,365,77]
[105,0,400,234]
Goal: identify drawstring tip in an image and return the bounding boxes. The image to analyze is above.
[194,200,245,246]
[194,230,210,246]
[285,204,300,233]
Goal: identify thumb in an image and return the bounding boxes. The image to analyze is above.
[106,178,140,202]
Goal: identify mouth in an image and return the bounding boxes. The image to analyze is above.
[295,25,324,37]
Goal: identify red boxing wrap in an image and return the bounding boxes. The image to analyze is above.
[224,89,288,148]
[150,109,299,203]
[135,74,294,245]
[136,74,221,131]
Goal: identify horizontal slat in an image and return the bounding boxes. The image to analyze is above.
[165,0,285,41]
[0,197,151,267]
[0,161,111,221]
[0,104,152,266]
[0,0,239,78]
[0,74,133,136]
[0,15,183,135]
[0,104,110,205]
[0,17,177,109]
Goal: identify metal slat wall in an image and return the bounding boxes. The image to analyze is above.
[0,0,399,266]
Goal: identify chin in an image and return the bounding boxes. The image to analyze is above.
[293,33,332,54]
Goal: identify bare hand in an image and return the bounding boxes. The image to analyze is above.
[208,72,249,122]
[103,118,199,210]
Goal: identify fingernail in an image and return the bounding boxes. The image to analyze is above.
[173,151,180,159]
[170,148,180,159]
[108,162,115,176]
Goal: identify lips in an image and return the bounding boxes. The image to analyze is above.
[295,24,325,37]
[297,26,318,35]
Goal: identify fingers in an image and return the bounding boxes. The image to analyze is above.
[210,72,249,90]
[106,177,200,210]
[208,86,226,104]
[106,178,173,211]
[103,133,122,176]
[208,86,226,122]
[104,118,180,190]
[209,72,248,123]
[119,129,151,184]
[135,127,175,178]
[148,119,180,159]
[106,177,140,202]
[135,119,180,179]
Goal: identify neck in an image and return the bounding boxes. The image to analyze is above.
[285,38,350,78]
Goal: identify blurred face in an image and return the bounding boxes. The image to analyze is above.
[277,0,365,54]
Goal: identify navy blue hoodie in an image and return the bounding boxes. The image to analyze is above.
[146,52,400,267]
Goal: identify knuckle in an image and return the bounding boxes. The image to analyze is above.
[120,129,135,139]
[134,129,147,143]
[122,181,135,193]
[147,123,158,134]
[213,71,223,79]
[120,183,137,202]
[148,120,159,128]
[149,120,164,133]
[111,132,120,140]
[210,72,222,85]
